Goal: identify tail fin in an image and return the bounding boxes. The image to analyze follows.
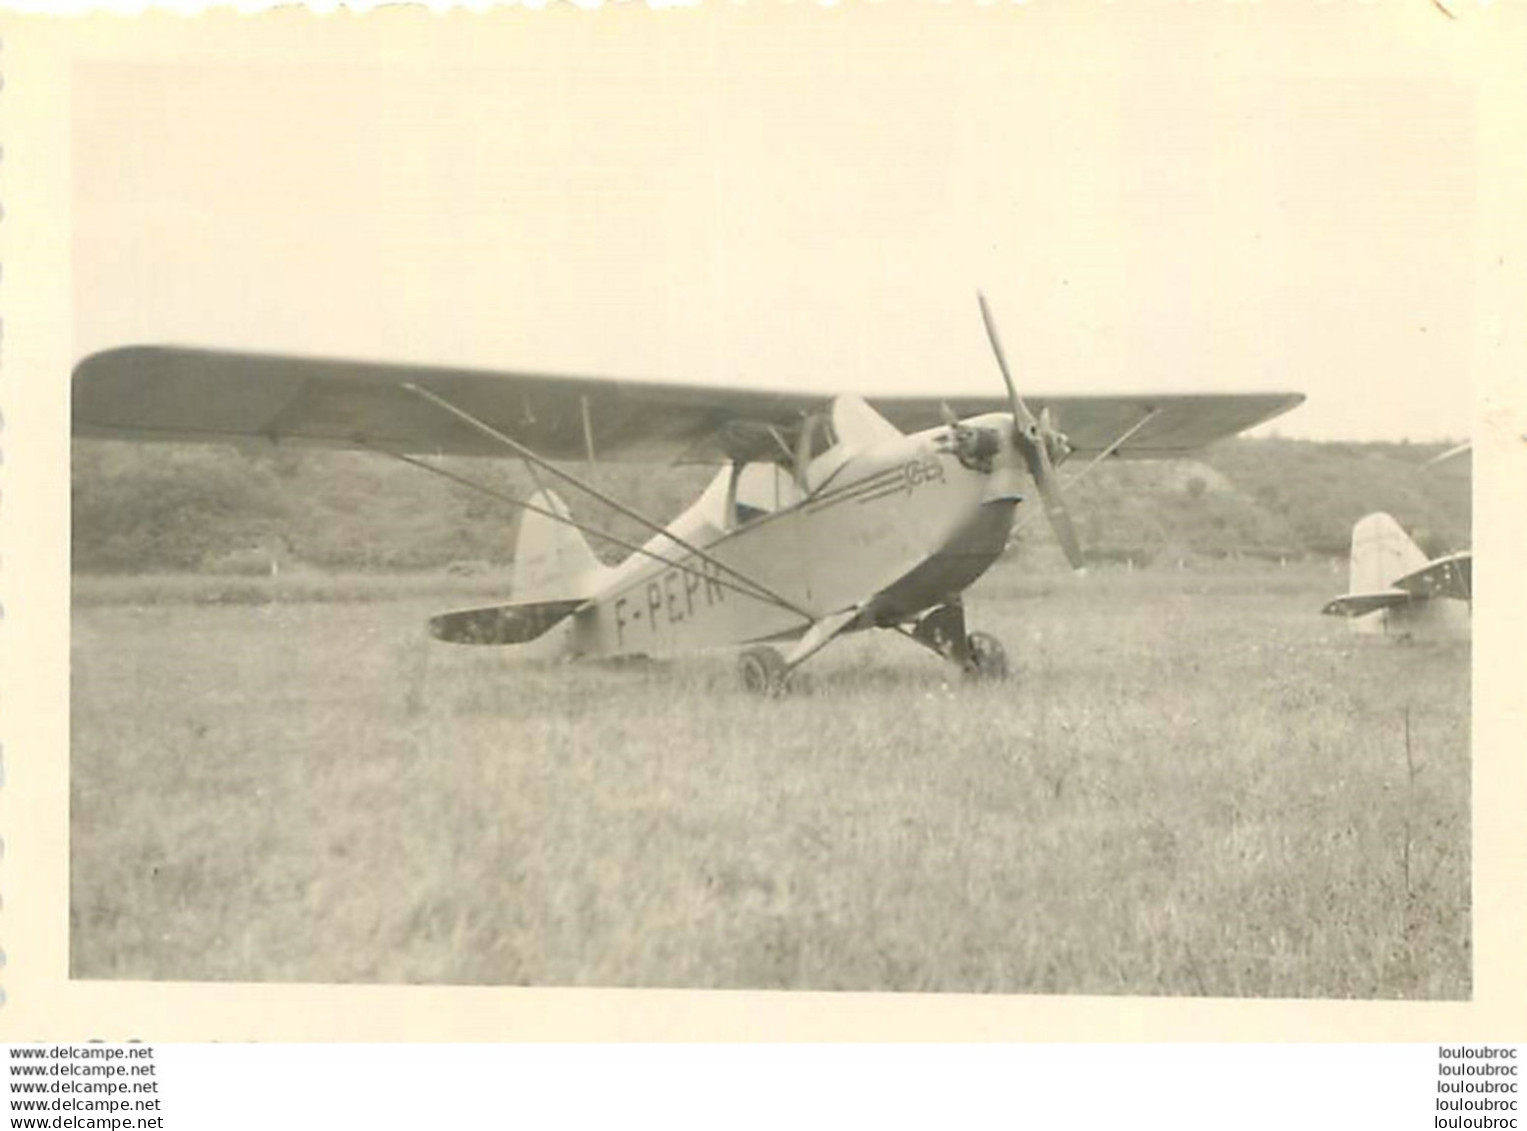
[1349,512,1427,595]
[428,490,610,647]
[513,489,612,603]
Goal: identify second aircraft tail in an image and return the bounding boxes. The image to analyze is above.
[1347,512,1427,597]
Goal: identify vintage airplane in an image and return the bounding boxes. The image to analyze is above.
[1322,512,1472,639]
[73,296,1304,692]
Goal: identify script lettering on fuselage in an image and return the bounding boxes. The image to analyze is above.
[838,450,957,552]
[900,454,945,492]
[612,557,728,646]
[844,452,947,511]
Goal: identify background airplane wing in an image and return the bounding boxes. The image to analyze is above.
[74,345,1303,462]
[1392,551,1472,601]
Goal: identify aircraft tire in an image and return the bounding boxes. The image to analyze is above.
[962,632,1009,681]
[739,646,789,695]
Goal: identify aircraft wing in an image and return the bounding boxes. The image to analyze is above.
[1392,551,1472,601]
[74,345,1303,462]
[73,346,819,462]
[879,392,1307,459]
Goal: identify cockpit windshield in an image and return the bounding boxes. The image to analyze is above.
[698,397,904,530]
[730,461,802,525]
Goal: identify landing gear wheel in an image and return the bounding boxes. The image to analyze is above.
[961,632,1009,681]
[739,646,789,696]
[907,605,1010,683]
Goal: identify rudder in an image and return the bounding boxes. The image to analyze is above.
[1349,512,1427,597]
[513,489,611,603]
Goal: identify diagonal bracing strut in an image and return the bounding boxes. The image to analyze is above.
[1060,408,1164,490]
[371,447,809,611]
[399,383,816,620]
[1008,407,1162,541]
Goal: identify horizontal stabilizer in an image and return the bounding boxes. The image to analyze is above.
[1322,590,1411,618]
[1393,551,1472,601]
[428,599,583,645]
[1324,549,1473,618]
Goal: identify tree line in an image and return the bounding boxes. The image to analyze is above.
[72,436,1471,574]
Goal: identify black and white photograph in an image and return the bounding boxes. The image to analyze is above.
[4,0,1521,1046]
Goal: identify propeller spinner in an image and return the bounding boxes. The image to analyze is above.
[976,292,1085,571]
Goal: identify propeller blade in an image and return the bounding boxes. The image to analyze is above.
[977,291,1038,434]
[976,291,1086,571]
[1008,411,1085,569]
[1031,455,1087,570]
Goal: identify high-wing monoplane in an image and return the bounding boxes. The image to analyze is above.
[1322,512,1472,640]
[73,297,1304,691]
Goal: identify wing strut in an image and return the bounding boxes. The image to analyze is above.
[1007,408,1161,544]
[399,383,816,620]
[780,606,864,671]
[371,446,815,613]
[1060,409,1163,490]
[579,394,597,467]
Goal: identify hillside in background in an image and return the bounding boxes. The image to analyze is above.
[72,436,1471,575]
[1036,436,1471,569]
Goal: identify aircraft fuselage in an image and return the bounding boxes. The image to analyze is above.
[543,415,1023,659]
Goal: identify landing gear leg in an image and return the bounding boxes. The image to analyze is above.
[909,603,1010,682]
[738,645,789,695]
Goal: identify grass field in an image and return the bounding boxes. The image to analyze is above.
[70,561,1470,998]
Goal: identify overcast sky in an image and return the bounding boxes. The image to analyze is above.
[73,3,1485,441]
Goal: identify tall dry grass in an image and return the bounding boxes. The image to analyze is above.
[70,562,1468,997]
